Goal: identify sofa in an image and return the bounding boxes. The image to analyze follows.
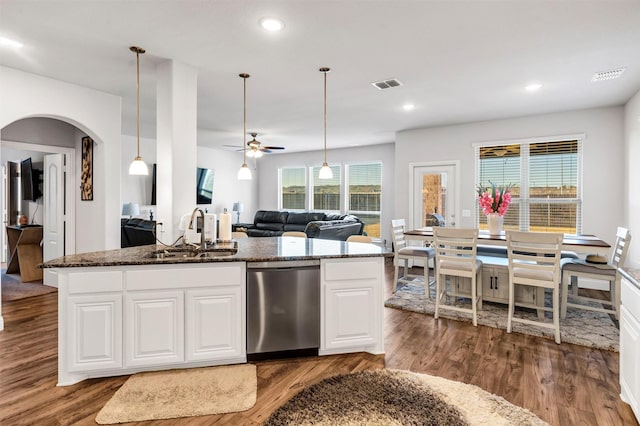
[236,210,365,240]
[121,218,156,248]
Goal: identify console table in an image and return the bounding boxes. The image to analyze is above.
[6,225,43,282]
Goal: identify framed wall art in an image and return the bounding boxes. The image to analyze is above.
[81,136,93,201]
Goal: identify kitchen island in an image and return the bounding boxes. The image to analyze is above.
[42,237,391,386]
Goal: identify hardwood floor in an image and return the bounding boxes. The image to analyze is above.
[0,258,636,425]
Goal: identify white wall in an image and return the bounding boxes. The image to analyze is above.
[256,144,395,247]
[624,89,640,269]
[0,66,122,252]
[396,107,625,248]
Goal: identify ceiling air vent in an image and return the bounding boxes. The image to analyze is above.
[591,68,626,82]
[372,78,403,90]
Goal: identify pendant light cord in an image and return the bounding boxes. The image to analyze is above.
[135,49,141,159]
[243,75,247,165]
[323,70,327,164]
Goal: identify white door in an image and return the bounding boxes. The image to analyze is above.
[43,153,65,287]
[410,162,459,230]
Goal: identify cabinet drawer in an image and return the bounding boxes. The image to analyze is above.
[323,259,381,281]
[126,264,243,290]
[67,270,123,294]
[622,277,640,320]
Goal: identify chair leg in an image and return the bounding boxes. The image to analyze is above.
[471,275,477,327]
[434,273,441,320]
[553,286,561,344]
[477,270,483,311]
[561,270,570,320]
[393,259,399,293]
[423,262,430,299]
[507,281,514,333]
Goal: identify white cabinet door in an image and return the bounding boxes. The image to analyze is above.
[321,258,383,352]
[125,291,184,367]
[67,294,122,372]
[324,283,376,349]
[620,306,640,415]
[186,287,243,362]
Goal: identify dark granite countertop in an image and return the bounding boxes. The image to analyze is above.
[42,237,392,268]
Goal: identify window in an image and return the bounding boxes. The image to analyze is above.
[347,163,382,238]
[311,165,341,211]
[280,167,306,210]
[476,139,582,234]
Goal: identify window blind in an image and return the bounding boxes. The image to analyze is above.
[347,163,382,238]
[476,139,582,233]
[280,167,307,210]
[311,165,341,211]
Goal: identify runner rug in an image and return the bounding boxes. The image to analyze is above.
[95,364,256,424]
[385,281,619,351]
[264,369,548,425]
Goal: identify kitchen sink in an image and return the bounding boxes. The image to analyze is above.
[145,242,237,260]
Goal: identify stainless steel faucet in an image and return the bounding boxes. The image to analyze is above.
[188,207,206,249]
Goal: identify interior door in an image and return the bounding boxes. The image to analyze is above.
[43,153,65,287]
[411,163,458,230]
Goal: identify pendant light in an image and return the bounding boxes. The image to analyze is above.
[128,46,148,175]
[237,73,252,180]
[318,67,333,179]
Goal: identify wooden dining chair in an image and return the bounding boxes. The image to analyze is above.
[507,231,563,344]
[346,235,373,243]
[433,228,483,326]
[561,226,631,320]
[390,219,435,295]
[282,231,307,238]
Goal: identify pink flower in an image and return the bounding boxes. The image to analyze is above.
[477,182,513,217]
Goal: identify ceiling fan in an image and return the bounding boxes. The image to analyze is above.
[226,133,285,158]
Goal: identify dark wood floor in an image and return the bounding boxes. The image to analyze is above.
[0,258,637,425]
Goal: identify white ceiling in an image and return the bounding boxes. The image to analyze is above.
[1,0,640,154]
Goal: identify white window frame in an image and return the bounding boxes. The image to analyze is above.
[473,133,584,234]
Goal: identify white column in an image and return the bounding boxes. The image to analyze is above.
[156,60,198,243]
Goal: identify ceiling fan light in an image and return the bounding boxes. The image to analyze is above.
[238,163,252,180]
[129,157,149,175]
[253,149,263,158]
[319,163,333,179]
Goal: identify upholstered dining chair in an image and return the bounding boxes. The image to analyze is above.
[282,231,307,238]
[507,231,563,344]
[346,235,373,243]
[231,231,248,239]
[561,226,631,320]
[433,228,483,326]
[390,219,435,295]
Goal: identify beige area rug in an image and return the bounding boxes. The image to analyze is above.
[95,364,257,424]
[1,270,56,301]
[385,281,619,351]
[265,369,548,425]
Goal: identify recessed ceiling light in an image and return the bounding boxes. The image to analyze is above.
[402,103,415,111]
[0,36,23,49]
[525,83,542,92]
[591,68,626,82]
[259,17,285,32]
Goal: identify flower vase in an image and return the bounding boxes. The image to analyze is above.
[487,213,503,236]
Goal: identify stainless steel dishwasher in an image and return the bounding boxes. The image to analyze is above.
[247,260,320,361]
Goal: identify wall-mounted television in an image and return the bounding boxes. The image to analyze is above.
[150,164,214,205]
[20,157,42,201]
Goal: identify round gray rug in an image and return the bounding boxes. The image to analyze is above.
[264,369,548,426]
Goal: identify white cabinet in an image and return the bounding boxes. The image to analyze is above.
[64,270,123,374]
[125,290,185,367]
[186,287,243,361]
[58,263,245,385]
[67,293,122,372]
[321,258,384,355]
[621,275,640,422]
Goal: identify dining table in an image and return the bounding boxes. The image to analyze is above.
[404,228,612,257]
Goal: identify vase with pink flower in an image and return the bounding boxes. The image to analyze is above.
[477,182,513,236]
